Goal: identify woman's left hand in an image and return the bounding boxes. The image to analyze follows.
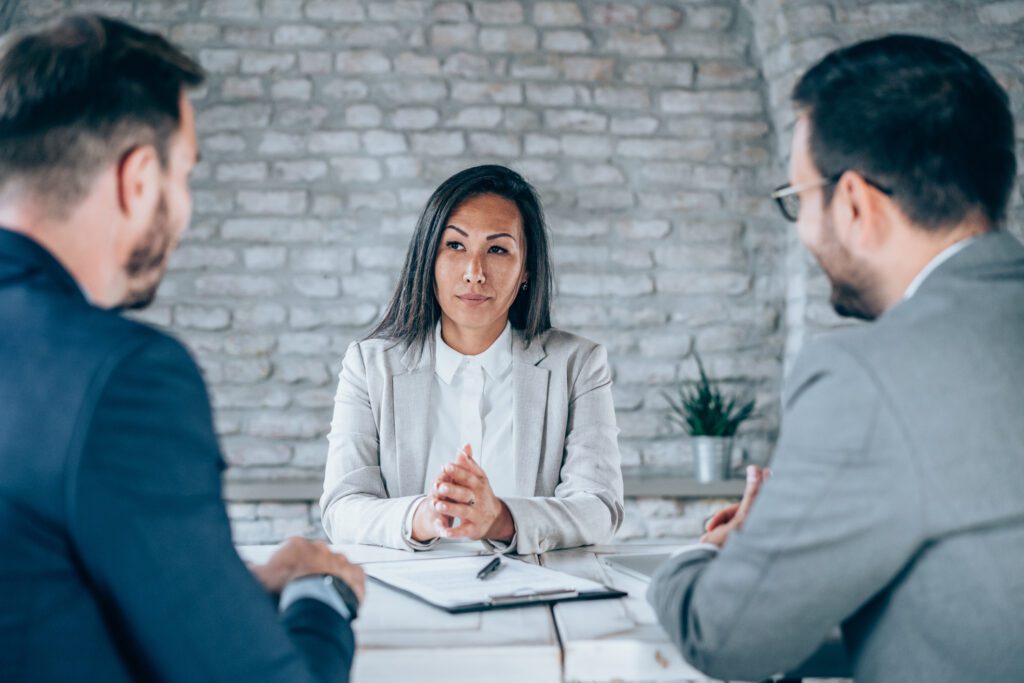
[431,444,516,542]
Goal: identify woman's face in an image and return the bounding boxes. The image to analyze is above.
[434,193,528,340]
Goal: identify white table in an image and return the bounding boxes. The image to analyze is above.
[237,542,740,683]
[542,543,714,682]
[239,542,563,683]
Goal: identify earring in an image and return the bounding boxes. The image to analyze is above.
[521,282,528,291]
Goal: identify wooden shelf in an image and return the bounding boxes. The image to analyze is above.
[223,470,746,502]
[622,468,746,498]
[223,479,321,502]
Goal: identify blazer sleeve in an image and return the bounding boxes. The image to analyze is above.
[646,340,924,681]
[321,341,422,549]
[67,334,355,683]
[499,342,625,555]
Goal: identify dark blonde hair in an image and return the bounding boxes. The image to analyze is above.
[0,14,205,213]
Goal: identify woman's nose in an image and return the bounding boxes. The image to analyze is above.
[463,257,485,284]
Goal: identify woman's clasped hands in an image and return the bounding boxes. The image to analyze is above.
[410,444,516,543]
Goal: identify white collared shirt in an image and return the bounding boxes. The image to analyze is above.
[403,322,517,549]
[903,237,977,300]
[427,321,517,497]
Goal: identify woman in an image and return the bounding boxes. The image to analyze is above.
[320,165,623,554]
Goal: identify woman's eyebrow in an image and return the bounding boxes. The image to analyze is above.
[444,225,518,243]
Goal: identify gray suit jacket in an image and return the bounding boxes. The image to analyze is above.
[321,327,624,554]
[648,231,1024,683]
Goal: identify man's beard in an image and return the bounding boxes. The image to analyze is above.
[815,214,884,322]
[123,195,174,310]
[829,278,878,321]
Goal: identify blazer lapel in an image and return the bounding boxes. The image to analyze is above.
[512,333,550,496]
[394,340,433,496]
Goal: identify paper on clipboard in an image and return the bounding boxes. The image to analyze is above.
[363,555,613,611]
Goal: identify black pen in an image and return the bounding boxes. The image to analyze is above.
[475,557,502,580]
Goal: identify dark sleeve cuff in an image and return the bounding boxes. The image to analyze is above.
[280,598,356,683]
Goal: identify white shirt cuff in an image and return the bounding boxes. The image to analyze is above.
[279,575,351,620]
[402,495,440,551]
[671,542,721,558]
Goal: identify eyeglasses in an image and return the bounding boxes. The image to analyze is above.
[771,173,893,222]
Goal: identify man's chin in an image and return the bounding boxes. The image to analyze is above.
[830,287,877,321]
[122,286,159,311]
[122,271,165,310]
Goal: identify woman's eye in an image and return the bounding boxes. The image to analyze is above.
[488,245,508,254]
[446,241,464,251]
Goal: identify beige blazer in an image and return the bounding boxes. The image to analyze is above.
[320,327,624,554]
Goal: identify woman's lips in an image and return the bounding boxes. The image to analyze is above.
[457,294,490,306]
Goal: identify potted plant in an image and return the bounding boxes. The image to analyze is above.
[663,351,755,482]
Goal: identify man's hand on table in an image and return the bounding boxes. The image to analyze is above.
[700,465,770,547]
[249,537,365,604]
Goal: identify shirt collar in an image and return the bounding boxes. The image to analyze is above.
[434,321,514,384]
[903,236,977,300]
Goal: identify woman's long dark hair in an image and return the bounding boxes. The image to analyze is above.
[367,164,553,349]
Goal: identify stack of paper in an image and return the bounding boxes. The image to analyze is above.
[364,555,624,613]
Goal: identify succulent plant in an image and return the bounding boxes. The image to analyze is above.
[663,351,755,437]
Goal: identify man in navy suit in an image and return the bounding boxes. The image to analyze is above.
[0,14,363,682]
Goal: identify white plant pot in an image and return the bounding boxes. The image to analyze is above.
[692,436,734,482]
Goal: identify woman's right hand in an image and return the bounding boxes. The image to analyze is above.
[410,495,447,542]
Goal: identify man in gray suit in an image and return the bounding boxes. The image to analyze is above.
[648,35,1024,683]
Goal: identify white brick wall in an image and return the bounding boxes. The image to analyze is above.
[10,0,1023,545]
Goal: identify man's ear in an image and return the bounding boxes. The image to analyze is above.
[116,144,161,229]
[834,171,889,254]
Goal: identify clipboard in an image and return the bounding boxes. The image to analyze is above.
[363,554,627,614]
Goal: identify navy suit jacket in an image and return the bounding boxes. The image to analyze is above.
[0,228,354,682]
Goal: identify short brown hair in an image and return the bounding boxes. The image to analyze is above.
[793,35,1016,230]
[0,14,205,214]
